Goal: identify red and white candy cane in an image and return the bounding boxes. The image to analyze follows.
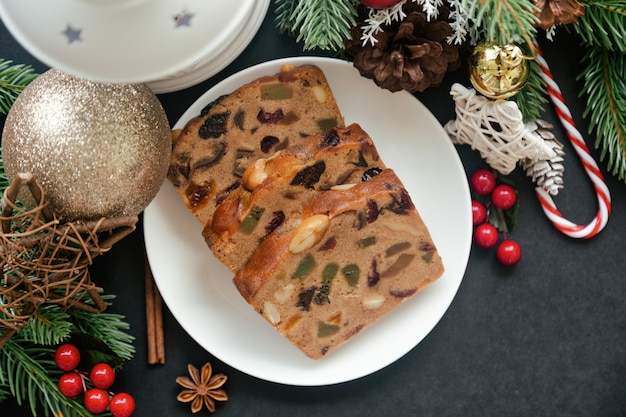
[533,44,611,239]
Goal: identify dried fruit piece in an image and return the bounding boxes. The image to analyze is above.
[257,108,284,124]
[296,286,316,311]
[317,321,340,338]
[239,206,265,234]
[381,253,416,278]
[357,236,376,248]
[261,84,293,100]
[260,136,280,153]
[191,142,226,172]
[341,263,360,287]
[361,167,383,182]
[385,241,411,257]
[199,111,230,139]
[233,149,254,177]
[317,118,338,131]
[320,128,340,148]
[313,263,339,305]
[200,94,228,116]
[290,160,326,188]
[292,253,316,279]
[264,211,286,236]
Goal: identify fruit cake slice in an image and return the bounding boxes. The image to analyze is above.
[232,169,445,359]
[167,64,345,225]
[204,123,386,273]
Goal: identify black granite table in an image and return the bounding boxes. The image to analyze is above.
[1,4,625,417]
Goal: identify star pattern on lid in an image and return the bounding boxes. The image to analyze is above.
[61,24,82,44]
[174,9,195,28]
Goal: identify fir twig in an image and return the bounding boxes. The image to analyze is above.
[0,59,38,116]
[512,59,548,123]
[579,45,626,182]
[275,0,358,51]
[461,0,540,47]
[574,1,626,52]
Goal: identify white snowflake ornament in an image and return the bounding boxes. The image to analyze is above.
[444,83,555,175]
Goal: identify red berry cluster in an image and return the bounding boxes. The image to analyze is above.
[470,169,522,266]
[54,343,136,417]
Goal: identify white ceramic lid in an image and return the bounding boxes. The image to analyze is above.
[0,0,262,87]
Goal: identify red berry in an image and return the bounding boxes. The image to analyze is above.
[496,239,522,266]
[491,184,517,210]
[474,223,498,248]
[84,388,110,414]
[90,363,115,389]
[58,372,84,398]
[110,392,135,417]
[54,344,80,371]
[359,0,403,8]
[470,169,496,195]
[471,200,487,225]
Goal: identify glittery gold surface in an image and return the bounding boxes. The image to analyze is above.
[2,69,171,221]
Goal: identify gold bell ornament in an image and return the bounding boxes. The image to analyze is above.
[468,41,532,99]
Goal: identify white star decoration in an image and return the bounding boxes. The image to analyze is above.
[61,24,82,44]
[444,83,555,175]
[174,9,195,28]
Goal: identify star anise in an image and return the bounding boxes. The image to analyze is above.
[176,363,228,413]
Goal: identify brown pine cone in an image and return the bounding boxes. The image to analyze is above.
[345,3,460,93]
[534,0,585,30]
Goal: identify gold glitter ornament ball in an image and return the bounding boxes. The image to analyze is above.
[468,41,530,99]
[2,69,171,221]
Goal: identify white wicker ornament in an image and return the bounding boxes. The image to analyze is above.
[444,83,555,175]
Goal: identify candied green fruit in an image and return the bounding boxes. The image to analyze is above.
[239,206,265,234]
[357,236,376,248]
[341,264,360,287]
[261,84,293,100]
[317,321,340,338]
[292,253,316,279]
[317,118,338,131]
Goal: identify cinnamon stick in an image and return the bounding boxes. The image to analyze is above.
[145,258,165,364]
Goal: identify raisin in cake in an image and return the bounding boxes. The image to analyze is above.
[167,64,345,225]
[204,123,385,273]
[232,169,444,359]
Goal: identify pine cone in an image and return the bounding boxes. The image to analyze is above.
[521,120,565,196]
[534,0,585,30]
[345,3,460,93]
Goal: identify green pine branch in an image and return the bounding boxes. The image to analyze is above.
[0,59,38,116]
[579,45,626,182]
[512,56,548,122]
[275,0,358,51]
[463,0,540,46]
[575,1,626,52]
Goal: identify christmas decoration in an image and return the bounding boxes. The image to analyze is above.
[534,0,585,29]
[469,168,522,266]
[521,119,565,196]
[445,83,555,175]
[274,0,626,187]
[176,362,228,414]
[1,68,171,222]
[0,148,136,416]
[468,41,531,99]
[534,45,611,239]
[0,172,137,345]
[344,2,460,92]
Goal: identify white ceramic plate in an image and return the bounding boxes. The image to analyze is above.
[0,0,264,90]
[144,57,472,386]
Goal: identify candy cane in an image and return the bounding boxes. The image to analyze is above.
[534,44,611,239]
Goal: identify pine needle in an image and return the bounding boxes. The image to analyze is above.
[275,0,358,51]
[0,59,38,116]
[579,44,626,181]
[574,1,626,52]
